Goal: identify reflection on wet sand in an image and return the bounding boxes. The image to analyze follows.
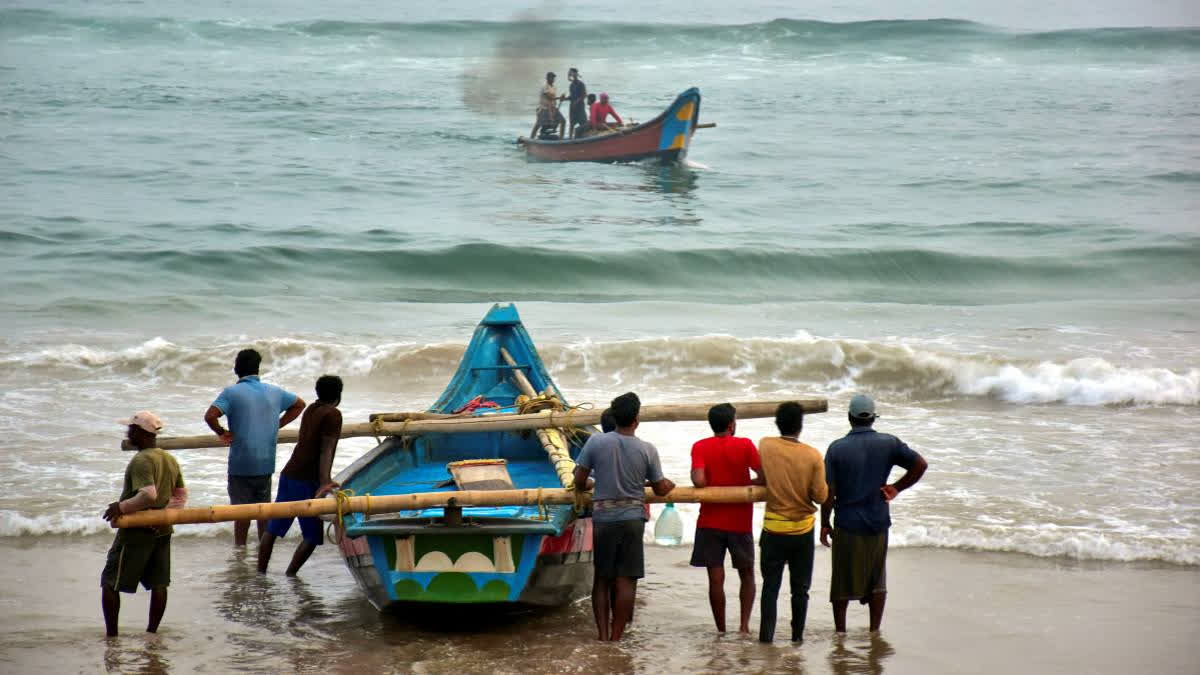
[104,633,171,674]
[829,633,895,675]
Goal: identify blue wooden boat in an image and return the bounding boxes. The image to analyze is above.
[331,304,594,609]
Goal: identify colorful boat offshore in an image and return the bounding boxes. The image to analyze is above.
[331,304,594,609]
[518,88,702,163]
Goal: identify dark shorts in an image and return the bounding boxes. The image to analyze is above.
[569,102,586,127]
[593,519,645,579]
[228,473,272,505]
[830,529,888,603]
[266,475,324,545]
[690,527,755,569]
[101,529,171,593]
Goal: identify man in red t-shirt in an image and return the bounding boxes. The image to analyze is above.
[690,403,764,633]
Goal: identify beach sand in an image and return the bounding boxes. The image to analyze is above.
[2,535,1195,674]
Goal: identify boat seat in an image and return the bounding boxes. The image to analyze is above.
[447,459,514,491]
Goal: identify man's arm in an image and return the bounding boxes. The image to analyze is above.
[316,434,340,497]
[168,486,189,509]
[809,454,828,504]
[204,405,233,445]
[819,484,835,547]
[882,453,927,501]
[279,397,305,428]
[573,466,592,493]
[650,477,675,497]
[690,468,707,488]
[103,484,159,522]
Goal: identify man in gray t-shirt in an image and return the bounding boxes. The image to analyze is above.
[575,392,675,642]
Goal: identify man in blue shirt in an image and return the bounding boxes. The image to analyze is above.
[574,392,675,641]
[820,394,926,633]
[204,349,305,546]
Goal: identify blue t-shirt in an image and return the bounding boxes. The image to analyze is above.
[825,427,920,535]
[576,431,664,523]
[212,375,298,476]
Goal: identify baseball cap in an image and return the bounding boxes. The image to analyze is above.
[119,411,164,434]
[848,394,876,419]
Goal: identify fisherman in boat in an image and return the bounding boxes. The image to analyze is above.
[566,67,587,139]
[258,375,343,576]
[101,411,188,637]
[530,71,566,140]
[589,92,623,132]
[689,403,764,635]
[573,392,676,641]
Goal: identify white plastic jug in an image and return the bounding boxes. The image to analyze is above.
[654,502,683,545]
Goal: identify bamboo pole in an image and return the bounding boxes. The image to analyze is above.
[113,485,766,529]
[127,399,827,450]
[695,122,717,129]
[367,412,458,422]
[498,347,576,490]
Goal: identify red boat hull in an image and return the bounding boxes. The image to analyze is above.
[518,88,701,164]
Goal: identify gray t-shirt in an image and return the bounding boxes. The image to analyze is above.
[576,431,665,523]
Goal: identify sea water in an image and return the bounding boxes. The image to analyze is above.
[1,0,1198,568]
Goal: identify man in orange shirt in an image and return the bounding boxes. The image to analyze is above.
[690,403,764,633]
[757,401,828,643]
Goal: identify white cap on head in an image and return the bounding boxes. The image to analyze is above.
[119,411,164,434]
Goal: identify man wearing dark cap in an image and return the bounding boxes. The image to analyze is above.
[566,67,587,138]
[820,394,927,633]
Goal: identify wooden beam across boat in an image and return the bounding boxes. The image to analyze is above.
[112,485,766,529]
[124,399,828,451]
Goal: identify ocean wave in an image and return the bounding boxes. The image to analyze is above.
[891,523,1198,566]
[3,10,1197,58]
[17,241,1200,305]
[0,510,228,537]
[6,334,1197,407]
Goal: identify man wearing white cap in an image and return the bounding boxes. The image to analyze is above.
[819,394,926,634]
[100,411,188,637]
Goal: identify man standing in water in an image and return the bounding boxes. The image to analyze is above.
[101,412,188,637]
[820,394,927,633]
[574,392,675,641]
[689,403,763,634]
[258,375,343,576]
[566,67,587,138]
[205,348,305,546]
[757,401,827,643]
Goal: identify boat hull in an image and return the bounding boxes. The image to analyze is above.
[519,88,701,163]
[337,517,593,609]
[331,304,597,610]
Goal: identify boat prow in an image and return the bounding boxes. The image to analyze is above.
[332,303,594,609]
[518,88,702,163]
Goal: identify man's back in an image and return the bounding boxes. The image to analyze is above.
[122,447,184,533]
[759,437,826,522]
[691,436,759,532]
[576,431,663,522]
[212,375,296,476]
[825,428,919,534]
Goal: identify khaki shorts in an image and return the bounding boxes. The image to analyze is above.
[101,528,171,593]
[829,529,887,603]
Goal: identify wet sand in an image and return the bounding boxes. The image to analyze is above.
[2,535,1196,674]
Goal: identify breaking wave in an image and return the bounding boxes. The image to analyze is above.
[6,334,1197,407]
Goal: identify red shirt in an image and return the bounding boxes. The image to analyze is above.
[590,101,621,126]
[691,435,761,533]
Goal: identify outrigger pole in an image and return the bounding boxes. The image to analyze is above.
[112,485,766,529]
[123,399,828,451]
